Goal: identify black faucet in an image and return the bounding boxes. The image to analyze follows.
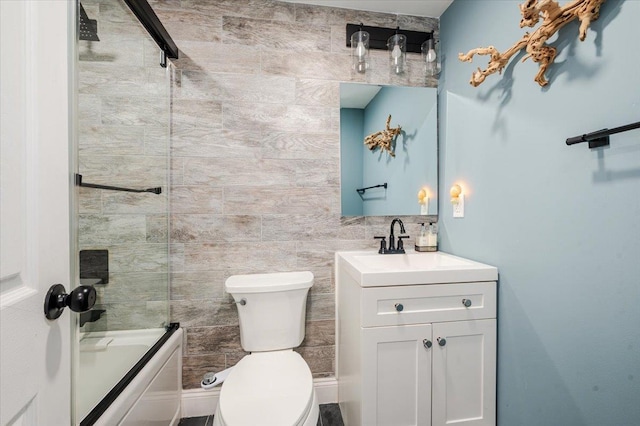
[374,218,409,254]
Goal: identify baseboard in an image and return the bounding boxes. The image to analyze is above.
[181,377,338,419]
[312,377,339,405]
[181,387,220,419]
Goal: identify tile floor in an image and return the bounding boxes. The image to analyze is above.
[178,403,344,426]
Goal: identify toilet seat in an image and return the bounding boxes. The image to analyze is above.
[217,350,315,426]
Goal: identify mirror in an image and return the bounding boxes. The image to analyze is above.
[340,83,438,216]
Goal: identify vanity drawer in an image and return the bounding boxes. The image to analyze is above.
[361,281,496,327]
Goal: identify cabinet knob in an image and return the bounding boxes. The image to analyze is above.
[423,339,432,349]
[437,337,446,347]
[394,303,404,312]
[462,298,472,307]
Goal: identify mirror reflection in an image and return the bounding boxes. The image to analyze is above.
[340,83,438,216]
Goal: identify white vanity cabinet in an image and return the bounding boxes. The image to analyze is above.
[336,251,498,426]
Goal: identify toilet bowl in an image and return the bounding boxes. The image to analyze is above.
[213,351,319,426]
[213,271,319,426]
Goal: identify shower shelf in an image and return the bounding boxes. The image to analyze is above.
[75,174,162,194]
[566,120,640,149]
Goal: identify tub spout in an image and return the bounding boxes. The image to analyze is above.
[79,309,106,327]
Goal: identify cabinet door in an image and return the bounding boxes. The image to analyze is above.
[432,319,496,426]
[362,324,432,426]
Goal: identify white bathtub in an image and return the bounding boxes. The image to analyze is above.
[77,327,183,425]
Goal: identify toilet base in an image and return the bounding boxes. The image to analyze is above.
[213,390,319,426]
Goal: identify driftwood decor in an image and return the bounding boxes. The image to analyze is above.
[458,0,607,87]
[364,115,402,157]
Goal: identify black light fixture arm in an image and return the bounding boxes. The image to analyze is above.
[75,174,162,195]
[566,120,640,149]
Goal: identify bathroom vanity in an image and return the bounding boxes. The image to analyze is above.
[336,251,498,426]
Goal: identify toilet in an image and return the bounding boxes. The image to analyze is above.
[213,271,319,426]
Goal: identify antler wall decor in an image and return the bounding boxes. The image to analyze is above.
[458,0,607,87]
[364,115,402,157]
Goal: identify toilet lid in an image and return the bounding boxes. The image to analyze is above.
[218,351,314,426]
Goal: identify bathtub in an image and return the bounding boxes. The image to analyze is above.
[77,325,182,426]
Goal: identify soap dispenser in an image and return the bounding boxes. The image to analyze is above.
[427,222,438,252]
[415,223,430,252]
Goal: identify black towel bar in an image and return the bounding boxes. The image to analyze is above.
[566,120,640,149]
[75,174,162,194]
[357,183,388,194]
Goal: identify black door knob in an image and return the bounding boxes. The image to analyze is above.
[44,284,97,320]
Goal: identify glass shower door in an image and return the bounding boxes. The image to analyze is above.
[73,0,171,422]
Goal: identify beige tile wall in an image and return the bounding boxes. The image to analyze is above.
[151,0,439,388]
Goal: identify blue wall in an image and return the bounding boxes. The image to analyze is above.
[362,86,438,215]
[440,1,640,424]
[340,108,364,216]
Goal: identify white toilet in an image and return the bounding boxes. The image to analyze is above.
[213,271,319,426]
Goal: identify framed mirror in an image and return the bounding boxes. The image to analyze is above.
[340,83,438,216]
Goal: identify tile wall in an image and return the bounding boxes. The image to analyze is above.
[150,0,439,388]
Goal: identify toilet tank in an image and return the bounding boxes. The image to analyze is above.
[225,271,314,352]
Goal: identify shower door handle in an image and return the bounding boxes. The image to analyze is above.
[44,284,97,320]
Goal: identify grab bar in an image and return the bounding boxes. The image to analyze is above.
[75,174,162,194]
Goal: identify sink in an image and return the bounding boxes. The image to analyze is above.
[353,252,471,270]
[336,250,497,287]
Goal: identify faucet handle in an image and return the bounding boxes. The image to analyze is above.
[397,235,410,253]
[374,236,387,254]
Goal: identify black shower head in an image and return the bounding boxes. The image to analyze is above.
[79,3,99,42]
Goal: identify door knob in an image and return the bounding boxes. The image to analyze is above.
[462,298,472,307]
[437,337,447,346]
[44,284,97,320]
[423,339,432,349]
[394,303,404,312]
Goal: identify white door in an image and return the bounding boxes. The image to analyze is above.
[432,319,497,426]
[362,324,432,426]
[0,1,73,425]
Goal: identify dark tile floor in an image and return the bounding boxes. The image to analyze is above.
[178,403,344,426]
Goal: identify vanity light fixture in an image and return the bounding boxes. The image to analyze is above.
[422,32,440,77]
[388,28,406,74]
[345,24,433,75]
[351,24,370,74]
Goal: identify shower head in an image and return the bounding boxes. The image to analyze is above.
[79,3,99,42]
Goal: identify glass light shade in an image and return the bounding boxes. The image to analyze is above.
[351,30,370,74]
[421,38,441,77]
[388,34,406,75]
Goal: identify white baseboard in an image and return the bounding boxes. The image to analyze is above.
[181,377,338,419]
[313,377,339,406]
[181,387,220,419]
